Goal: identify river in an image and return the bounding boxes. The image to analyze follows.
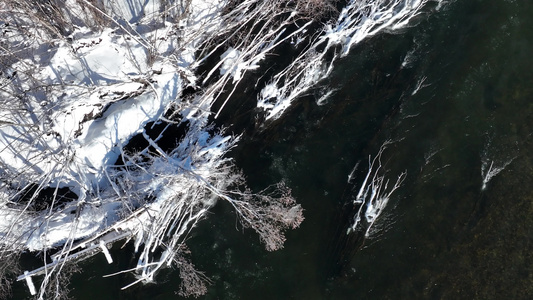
[12,0,533,299]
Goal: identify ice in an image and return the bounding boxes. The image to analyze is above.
[257,0,444,120]
[99,240,113,264]
[0,0,441,296]
[219,47,241,76]
[24,271,36,296]
[0,0,227,260]
[481,159,514,191]
[347,144,406,238]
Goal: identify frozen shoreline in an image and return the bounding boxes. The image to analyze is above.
[0,0,443,297]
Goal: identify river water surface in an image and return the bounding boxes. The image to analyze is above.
[12,0,533,299]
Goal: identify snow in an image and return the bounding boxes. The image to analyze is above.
[0,2,261,295]
[0,0,441,296]
[257,0,444,120]
[481,158,514,191]
[0,0,229,254]
[219,47,241,76]
[0,0,443,253]
[99,240,114,263]
[0,0,437,244]
[346,144,406,237]
[103,0,160,23]
[24,271,36,296]
[0,28,182,193]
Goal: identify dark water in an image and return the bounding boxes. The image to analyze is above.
[13,0,533,298]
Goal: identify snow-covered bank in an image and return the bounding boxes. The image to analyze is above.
[0,0,222,252]
[0,0,444,297]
